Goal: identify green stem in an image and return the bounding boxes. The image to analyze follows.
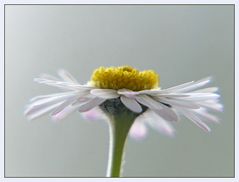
[106,114,135,177]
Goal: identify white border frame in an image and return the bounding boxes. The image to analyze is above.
[0,1,237,182]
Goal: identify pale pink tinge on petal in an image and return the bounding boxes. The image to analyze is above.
[51,106,76,121]
[129,121,148,140]
[80,107,106,121]
[148,119,175,137]
[143,110,176,137]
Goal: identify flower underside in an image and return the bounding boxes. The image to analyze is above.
[90,66,159,91]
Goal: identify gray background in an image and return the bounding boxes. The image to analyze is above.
[5,5,234,177]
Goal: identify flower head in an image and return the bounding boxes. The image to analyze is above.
[25,66,223,138]
[89,66,159,91]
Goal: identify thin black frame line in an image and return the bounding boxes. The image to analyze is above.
[3,3,236,178]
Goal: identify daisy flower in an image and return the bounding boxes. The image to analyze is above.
[24,66,222,177]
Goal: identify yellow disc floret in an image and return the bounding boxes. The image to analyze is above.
[89,66,159,91]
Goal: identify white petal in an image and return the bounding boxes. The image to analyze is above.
[138,89,162,95]
[57,69,79,83]
[136,95,178,121]
[39,73,59,81]
[174,77,212,93]
[154,107,179,122]
[71,96,93,105]
[192,108,220,123]
[160,81,194,93]
[198,101,223,112]
[135,94,163,110]
[117,89,139,98]
[118,89,167,98]
[80,107,106,121]
[77,97,106,112]
[155,93,191,98]
[30,92,77,102]
[25,94,74,115]
[90,89,119,99]
[157,97,200,109]
[181,93,220,101]
[160,77,211,93]
[29,93,77,106]
[51,97,77,117]
[192,87,218,93]
[25,100,58,116]
[25,102,64,120]
[179,109,211,132]
[144,110,175,137]
[34,78,91,90]
[162,93,220,102]
[200,99,220,104]
[129,120,147,140]
[51,105,76,121]
[120,96,142,113]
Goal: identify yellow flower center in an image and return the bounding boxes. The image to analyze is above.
[89,66,159,91]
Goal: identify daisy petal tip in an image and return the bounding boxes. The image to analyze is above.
[51,109,72,122]
[215,103,224,112]
[23,108,32,118]
[80,108,105,121]
[23,108,29,116]
[129,131,147,141]
[120,96,142,113]
[24,115,32,121]
[220,105,224,112]
[201,125,211,133]
[155,128,175,138]
[214,87,219,93]
[81,112,98,121]
[129,121,148,141]
[130,133,147,141]
[25,115,36,121]
[206,128,212,133]
[203,76,213,83]
[163,128,176,138]
[51,116,62,122]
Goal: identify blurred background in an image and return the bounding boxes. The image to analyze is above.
[5,5,234,177]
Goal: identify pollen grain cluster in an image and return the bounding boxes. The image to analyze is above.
[90,66,159,91]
